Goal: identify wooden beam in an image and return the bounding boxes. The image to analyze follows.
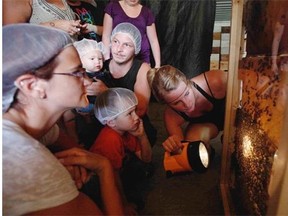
[220,0,244,215]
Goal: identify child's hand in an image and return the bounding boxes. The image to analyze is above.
[128,119,145,138]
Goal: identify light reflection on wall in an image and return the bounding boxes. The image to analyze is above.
[243,135,253,158]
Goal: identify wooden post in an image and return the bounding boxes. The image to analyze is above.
[220,0,244,215]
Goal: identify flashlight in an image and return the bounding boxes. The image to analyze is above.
[163,140,210,177]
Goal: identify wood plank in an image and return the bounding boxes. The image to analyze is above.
[212,46,221,54]
[221,26,231,33]
[213,32,221,40]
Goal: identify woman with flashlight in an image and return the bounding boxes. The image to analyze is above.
[147,65,227,160]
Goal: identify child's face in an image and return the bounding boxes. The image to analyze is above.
[81,50,103,72]
[114,106,140,133]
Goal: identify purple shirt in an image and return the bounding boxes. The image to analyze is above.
[105,1,155,63]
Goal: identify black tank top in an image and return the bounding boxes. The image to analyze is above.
[103,59,142,90]
[177,73,226,131]
[102,58,157,145]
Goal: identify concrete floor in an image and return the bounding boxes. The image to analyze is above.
[139,102,225,215]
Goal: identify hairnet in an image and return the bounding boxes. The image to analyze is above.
[94,88,138,124]
[3,24,72,113]
[74,38,105,57]
[111,22,142,55]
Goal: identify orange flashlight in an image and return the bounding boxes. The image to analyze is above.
[163,140,210,177]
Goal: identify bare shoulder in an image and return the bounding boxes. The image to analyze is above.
[205,70,227,86]
[136,62,151,81]
[139,62,151,74]
[3,0,32,24]
[199,70,227,98]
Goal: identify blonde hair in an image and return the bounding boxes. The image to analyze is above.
[147,65,190,103]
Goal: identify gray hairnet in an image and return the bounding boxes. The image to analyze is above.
[94,88,138,125]
[111,22,142,55]
[3,24,72,113]
[74,38,105,57]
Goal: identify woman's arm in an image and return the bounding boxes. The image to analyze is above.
[162,107,186,153]
[271,21,284,73]
[147,23,161,68]
[134,63,151,117]
[55,148,124,215]
[28,192,103,215]
[102,13,113,60]
[40,19,82,36]
[82,23,103,36]
[3,0,32,24]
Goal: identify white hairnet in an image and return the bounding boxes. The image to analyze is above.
[111,22,142,55]
[73,38,105,57]
[94,88,138,124]
[3,23,72,113]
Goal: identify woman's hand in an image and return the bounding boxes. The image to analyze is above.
[86,79,108,96]
[162,135,183,153]
[52,20,83,36]
[63,165,90,189]
[55,147,112,177]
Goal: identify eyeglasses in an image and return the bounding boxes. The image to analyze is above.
[53,70,87,79]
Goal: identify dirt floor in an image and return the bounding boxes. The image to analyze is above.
[139,102,225,215]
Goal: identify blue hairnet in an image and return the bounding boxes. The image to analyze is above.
[3,24,72,113]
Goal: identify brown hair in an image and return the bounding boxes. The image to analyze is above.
[147,65,190,103]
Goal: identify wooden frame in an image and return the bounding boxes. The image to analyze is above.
[220,0,244,214]
[221,0,288,215]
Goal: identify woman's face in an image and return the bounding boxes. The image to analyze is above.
[163,81,195,113]
[124,0,140,6]
[47,46,90,110]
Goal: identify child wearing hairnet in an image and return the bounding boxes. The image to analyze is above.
[74,38,107,113]
[90,88,152,215]
[62,39,110,148]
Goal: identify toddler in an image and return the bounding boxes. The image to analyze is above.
[61,39,108,147]
[90,88,152,214]
[74,38,106,113]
